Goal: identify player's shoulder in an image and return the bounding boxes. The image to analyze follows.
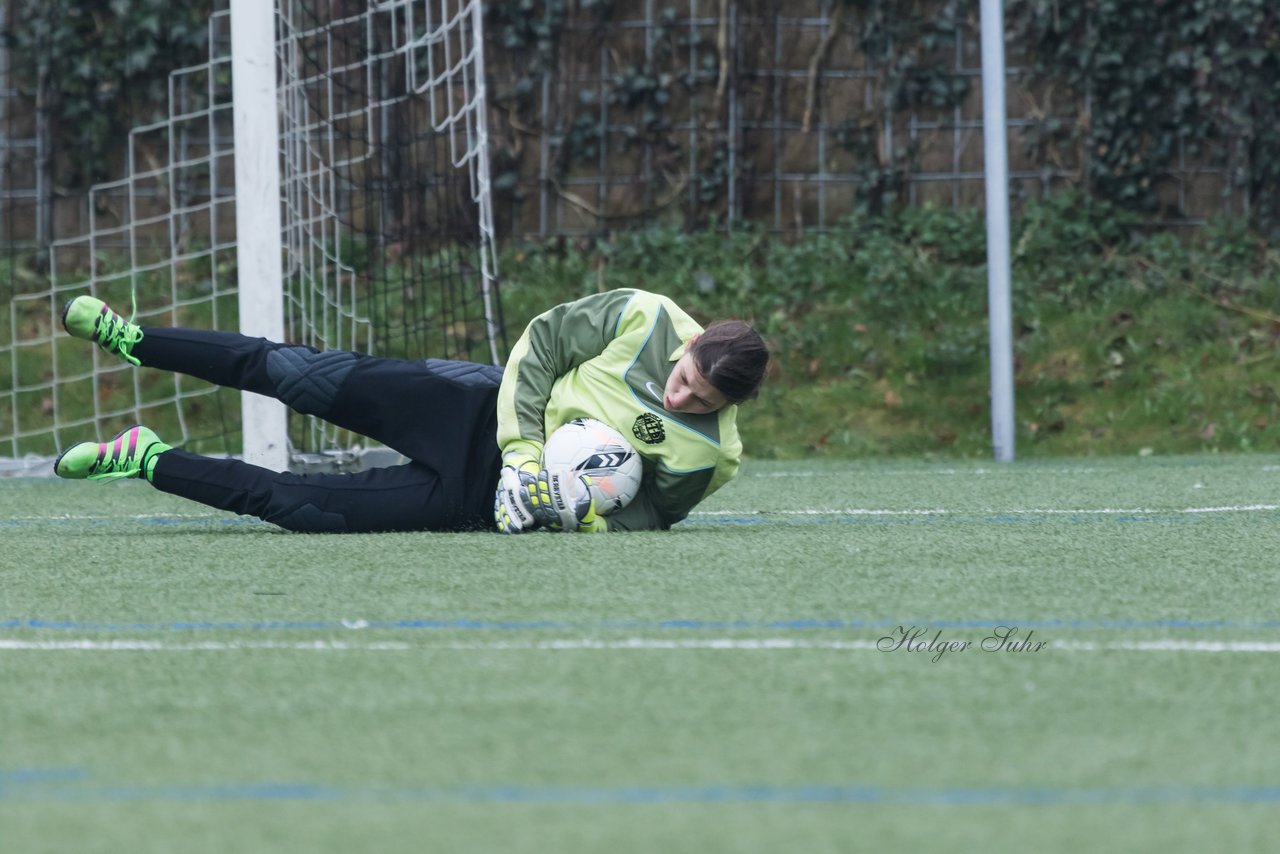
[618,288,691,319]
[612,289,703,341]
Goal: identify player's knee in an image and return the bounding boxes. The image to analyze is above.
[265,346,358,417]
[268,501,350,533]
[422,358,504,389]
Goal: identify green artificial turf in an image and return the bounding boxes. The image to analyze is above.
[3,456,1280,852]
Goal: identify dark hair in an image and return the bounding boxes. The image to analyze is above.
[691,320,769,404]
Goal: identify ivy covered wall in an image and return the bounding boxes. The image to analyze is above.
[1,0,1277,248]
[483,0,1279,235]
[2,0,218,247]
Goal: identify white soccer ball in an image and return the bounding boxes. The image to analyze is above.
[542,417,643,514]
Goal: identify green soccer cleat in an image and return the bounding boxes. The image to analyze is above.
[61,295,143,366]
[53,425,171,482]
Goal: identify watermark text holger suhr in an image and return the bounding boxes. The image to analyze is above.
[878,625,1048,663]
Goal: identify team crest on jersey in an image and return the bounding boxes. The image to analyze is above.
[632,413,666,445]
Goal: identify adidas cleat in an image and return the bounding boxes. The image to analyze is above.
[61,295,144,366]
[53,425,171,481]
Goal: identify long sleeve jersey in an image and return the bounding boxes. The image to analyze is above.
[496,289,743,531]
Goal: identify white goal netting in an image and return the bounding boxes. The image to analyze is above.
[1,0,501,471]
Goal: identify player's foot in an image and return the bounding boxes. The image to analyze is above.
[53,425,171,482]
[61,295,143,366]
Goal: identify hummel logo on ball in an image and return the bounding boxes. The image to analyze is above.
[578,452,627,469]
[632,413,665,445]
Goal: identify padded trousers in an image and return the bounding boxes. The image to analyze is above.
[136,326,504,532]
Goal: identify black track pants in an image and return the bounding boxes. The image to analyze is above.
[135,327,504,532]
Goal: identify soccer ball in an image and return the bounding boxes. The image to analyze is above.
[542,418,643,514]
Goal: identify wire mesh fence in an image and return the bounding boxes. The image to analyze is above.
[0,0,1258,260]
[482,0,1251,238]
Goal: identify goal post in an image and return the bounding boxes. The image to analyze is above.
[980,0,1015,463]
[230,0,289,471]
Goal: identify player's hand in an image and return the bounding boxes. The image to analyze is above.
[535,469,607,534]
[493,456,543,534]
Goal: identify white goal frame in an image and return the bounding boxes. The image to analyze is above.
[231,0,289,471]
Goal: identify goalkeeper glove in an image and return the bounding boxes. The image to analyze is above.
[493,454,545,534]
[534,469,607,534]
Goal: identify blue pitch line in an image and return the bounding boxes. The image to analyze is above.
[2,775,1280,806]
[6,617,1280,632]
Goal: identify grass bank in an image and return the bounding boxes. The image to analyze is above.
[499,195,1280,459]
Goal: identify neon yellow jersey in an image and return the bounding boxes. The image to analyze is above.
[497,289,742,531]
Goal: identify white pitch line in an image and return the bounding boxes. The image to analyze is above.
[20,507,1274,522]
[5,638,1280,653]
[748,467,1102,477]
[1178,504,1280,514]
[9,506,1277,523]
[692,504,1280,518]
[692,509,949,517]
[6,512,225,523]
[1023,504,1280,515]
[0,639,412,651]
[0,638,878,652]
[437,638,883,650]
[1052,640,1280,653]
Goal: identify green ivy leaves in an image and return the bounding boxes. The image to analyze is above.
[1007,0,1280,233]
[5,0,214,187]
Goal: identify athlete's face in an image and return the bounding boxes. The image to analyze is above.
[663,338,730,414]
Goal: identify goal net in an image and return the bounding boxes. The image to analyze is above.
[0,0,502,471]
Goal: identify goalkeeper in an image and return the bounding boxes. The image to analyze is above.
[52,289,767,534]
